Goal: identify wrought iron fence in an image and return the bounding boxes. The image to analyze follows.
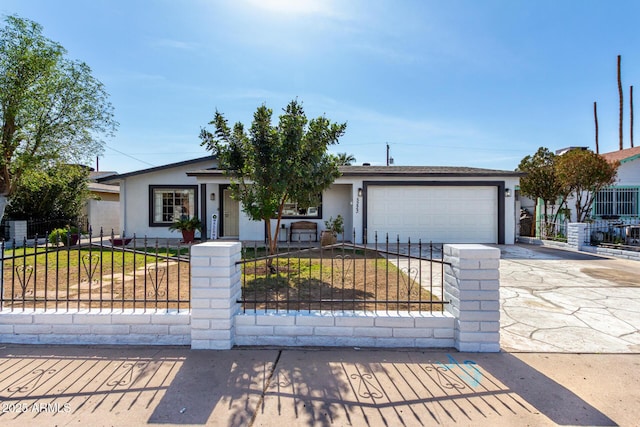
[238,234,449,313]
[585,218,640,247]
[0,218,80,240]
[540,220,568,242]
[26,218,80,239]
[1,231,191,312]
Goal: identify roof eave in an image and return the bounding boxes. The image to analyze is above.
[97,155,217,183]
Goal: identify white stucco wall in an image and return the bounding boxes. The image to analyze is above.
[119,159,215,239]
[87,199,120,235]
[242,184,353,243]
[615,159,640,185]
[120,169,519,244]
[319,184,352,239]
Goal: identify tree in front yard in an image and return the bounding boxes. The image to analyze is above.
[6,163,90,222]
[517,147,565,222]
[0,15,117,220]
[555,149,618,222]
[336,152,356,166]
[200,99,347,256]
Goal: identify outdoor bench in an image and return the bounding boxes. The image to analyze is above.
[290,221,317,242]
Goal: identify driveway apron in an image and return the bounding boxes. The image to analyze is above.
[386,243,640,353]
[499,244,640,352]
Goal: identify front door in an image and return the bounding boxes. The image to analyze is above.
[222,188,239,237]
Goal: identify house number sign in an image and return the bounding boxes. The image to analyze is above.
[210,214,218,240]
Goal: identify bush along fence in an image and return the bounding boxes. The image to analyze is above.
[0,238,501,352]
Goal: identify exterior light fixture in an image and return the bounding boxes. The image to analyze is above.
[210,193,216,201]
[505,188,511,197]
[358,188,363,197]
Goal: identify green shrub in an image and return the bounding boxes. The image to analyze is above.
[48,226,78,246]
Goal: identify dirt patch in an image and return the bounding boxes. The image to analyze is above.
[2,249,190,310]
[581,268,640,287]
[3,246,443,312]
[241,256,443,312]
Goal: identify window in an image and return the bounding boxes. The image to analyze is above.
[594,187,639,218]
[282,197,322,219]
[149,186,197,226]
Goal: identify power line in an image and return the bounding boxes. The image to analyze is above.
[341,141,529,152]
[104,145,156,167]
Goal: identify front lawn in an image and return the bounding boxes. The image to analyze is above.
[2,245,190,310]
[240,249,442,312]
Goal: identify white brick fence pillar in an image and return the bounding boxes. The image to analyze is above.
[190,242,242,349]
[567,223,588,251]
[7,220,27,246]
[444,244,500,352]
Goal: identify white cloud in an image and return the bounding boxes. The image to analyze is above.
[243,0,339,18]
[151,38,199,51]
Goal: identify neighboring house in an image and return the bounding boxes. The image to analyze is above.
[99,157,523,244]
[85,171,120,234]
[594,146,640,219]
[522,146,640,239]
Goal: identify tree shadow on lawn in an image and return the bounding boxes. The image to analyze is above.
[241,274,441,312]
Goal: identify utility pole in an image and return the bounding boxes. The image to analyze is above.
[386,143,394,166]
[594,102,599,154]
[631,85,635,148]
[618,55,624,150]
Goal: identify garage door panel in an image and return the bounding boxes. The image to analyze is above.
[367,186,497,243]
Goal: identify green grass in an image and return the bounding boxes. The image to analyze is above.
[240,256,442,311]
[4,246,189,269]
[2,245,191,310]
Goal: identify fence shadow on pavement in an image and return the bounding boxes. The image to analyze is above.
[0,346,621,426]
[147,348,279,426]
[252,349,617,426]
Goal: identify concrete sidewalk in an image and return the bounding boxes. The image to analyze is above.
[0,345,638,426]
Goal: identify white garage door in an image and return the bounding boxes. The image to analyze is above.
[367,186,498,243]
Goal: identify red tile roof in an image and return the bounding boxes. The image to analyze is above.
[601,146,640,163]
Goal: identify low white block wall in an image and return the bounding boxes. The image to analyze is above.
[0,309,190,345]
[235,311,455,348]
[443,244,501,352]
[521,223,640,261]
[192,242,501,352]
[190,241,242,350]
[7,220,27,247]
[0,242,502,351]
[567,223,588,250]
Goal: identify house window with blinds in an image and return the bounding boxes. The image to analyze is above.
[149,186,197,226]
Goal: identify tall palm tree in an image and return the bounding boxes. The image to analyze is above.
[336,152,356,166]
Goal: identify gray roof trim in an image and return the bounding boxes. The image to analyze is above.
[97,155,217,182]
[88,182,120,193]
[186,169,224,177]
[186,165,524,178]
[339,166,524,177]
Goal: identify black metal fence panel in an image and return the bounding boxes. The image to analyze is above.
[540,220,568,242]
[238,233,449,313]
[585,218,640,247]
[1,230,191,312]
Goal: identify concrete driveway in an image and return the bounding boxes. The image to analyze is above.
[499,244,640,353]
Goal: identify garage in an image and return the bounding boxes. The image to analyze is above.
[366,184,500,244]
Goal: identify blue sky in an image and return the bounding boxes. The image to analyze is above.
[2,0,640,173]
